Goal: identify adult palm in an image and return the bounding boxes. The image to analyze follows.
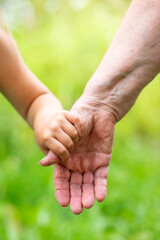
[39,98,115,214]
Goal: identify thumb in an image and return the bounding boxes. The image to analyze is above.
[38,151,60,167]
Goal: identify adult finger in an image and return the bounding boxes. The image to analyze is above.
[63,110,83,137]
[54,164,70,207]
[94,166,109,202]
[38,151,60,167]
[70,171,83,215]
[82,172,95,209]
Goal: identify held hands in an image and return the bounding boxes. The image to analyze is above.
[38,97,116,215]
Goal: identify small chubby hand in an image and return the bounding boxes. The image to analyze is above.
[35,110,83,162]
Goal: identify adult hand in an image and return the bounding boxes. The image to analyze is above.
[39,0,160,214]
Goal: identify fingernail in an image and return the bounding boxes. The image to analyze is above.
[38,159,44,164]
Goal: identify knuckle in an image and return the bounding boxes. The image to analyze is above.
[57,115,64,122]
[51,122,59,131]
[55,113,65,123]
[75,115,79,121]
[42,131,50,142]
[79,119,83,128]
[60,110,66,115]
[59,147,67,156]
[72,112,80,122]
[72,130,78,138]
[67,141,74,151]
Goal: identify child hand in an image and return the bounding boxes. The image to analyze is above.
[34,110,83,162]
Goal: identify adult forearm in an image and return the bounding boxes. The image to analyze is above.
[83,0,160,121]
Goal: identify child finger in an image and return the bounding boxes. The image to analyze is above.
[61,121,79,145]
[53,128,75,152]
[63,111,83,137]
[46,138,70,162]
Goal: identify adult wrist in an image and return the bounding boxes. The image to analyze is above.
[81,0,160,122]
[82,60,158,122]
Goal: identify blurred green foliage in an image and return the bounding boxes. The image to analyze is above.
[0,0,160,239]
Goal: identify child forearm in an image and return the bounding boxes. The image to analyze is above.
[0,27,81,161]
[0,27,62,128]
[26,92,63,129]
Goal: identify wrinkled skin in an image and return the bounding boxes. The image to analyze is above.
[39,0,160,214]
[39,98,115,214]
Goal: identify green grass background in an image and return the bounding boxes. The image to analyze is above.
[0,0,160,239]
